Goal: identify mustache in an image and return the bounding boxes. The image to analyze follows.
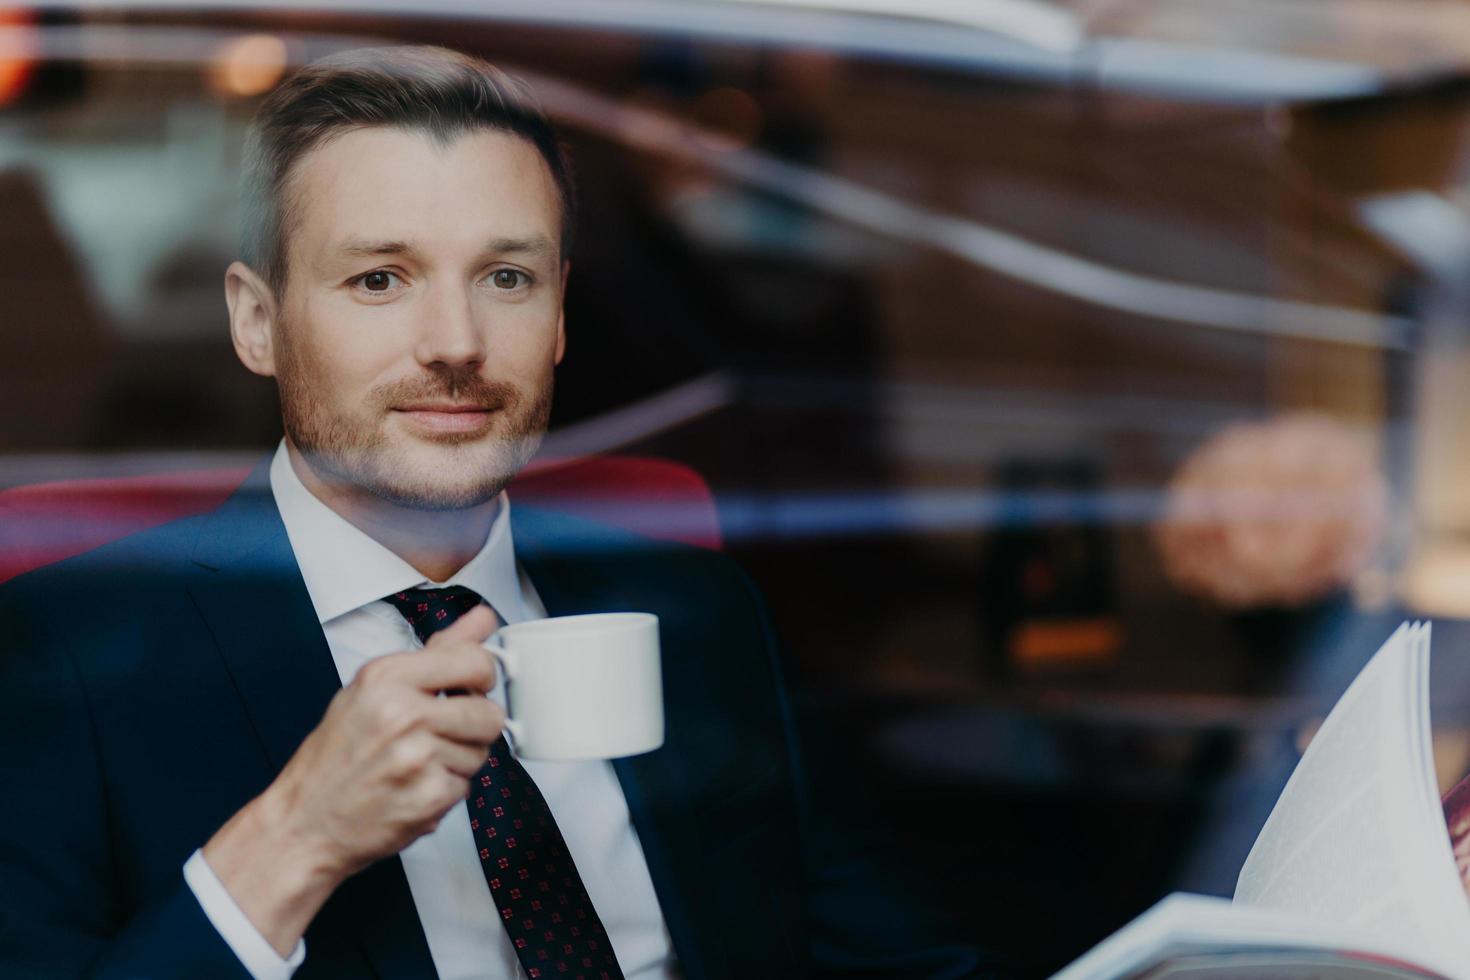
[372,370,521,411]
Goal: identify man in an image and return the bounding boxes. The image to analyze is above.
[0,46,992,979]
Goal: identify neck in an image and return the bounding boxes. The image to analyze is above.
[285,441,498,583]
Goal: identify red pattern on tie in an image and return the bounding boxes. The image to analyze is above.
[383,586,625,980]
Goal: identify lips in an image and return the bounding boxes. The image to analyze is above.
[392,403,499,434]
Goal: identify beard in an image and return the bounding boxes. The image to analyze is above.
[275,327,553,512]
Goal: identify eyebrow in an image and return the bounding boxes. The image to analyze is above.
[336,239,412,258]
[484,235,556,258]
[331,235,556,260]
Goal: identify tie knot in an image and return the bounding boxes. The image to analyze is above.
[382,585,485,644]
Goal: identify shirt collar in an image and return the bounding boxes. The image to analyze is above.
[268,441,531,627]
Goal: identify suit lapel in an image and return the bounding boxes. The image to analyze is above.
[514,510,730,980]
[187,463,342,770]
[186,460,436,979]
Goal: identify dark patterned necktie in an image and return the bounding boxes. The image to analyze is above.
[383,586,625,980]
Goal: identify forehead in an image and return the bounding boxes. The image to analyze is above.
[285,126,561,263]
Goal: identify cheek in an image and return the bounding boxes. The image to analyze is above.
[480,302,565,365]
[289,302,402,400]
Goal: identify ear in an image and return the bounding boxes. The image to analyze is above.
[553,259,571,366]
[225,261,280,377]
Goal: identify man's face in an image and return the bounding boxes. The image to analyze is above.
[271,126,567,510]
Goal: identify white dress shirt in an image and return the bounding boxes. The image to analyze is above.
[183,442,677,980]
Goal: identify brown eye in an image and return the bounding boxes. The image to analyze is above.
[363,271,394,291]
[491,269,523,289]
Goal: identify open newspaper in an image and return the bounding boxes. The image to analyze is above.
[1054,621,1470,979]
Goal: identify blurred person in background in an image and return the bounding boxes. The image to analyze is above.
[0,45,995,980]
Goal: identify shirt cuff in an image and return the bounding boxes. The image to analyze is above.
[182,849,307,980]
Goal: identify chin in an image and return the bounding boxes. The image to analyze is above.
[362,467,508,511]
[365,438,535,511]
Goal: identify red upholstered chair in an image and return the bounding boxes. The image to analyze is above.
[0,455,722,584]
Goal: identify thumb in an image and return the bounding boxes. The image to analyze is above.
[425,604,499,646]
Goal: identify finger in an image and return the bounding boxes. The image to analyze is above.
[425,604,498,647]
[414,769,478,825]
[425,695,506,745]
[433,737,496,780]
[388,644,497,695]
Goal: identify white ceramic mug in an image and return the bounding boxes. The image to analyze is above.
[484,612,664,760]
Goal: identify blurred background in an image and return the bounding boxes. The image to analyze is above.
[9,0,1470,973]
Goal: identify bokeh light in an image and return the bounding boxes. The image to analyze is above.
[0,8,37,107]
[209,33,288,98]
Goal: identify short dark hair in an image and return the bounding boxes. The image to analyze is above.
[240,45,575,295]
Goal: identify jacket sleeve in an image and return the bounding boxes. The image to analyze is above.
[737,571,1015,980]
[0,583,254,980]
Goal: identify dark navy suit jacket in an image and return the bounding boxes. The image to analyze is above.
[0,464,994,979]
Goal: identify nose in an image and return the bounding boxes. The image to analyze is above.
[413,281,486,370]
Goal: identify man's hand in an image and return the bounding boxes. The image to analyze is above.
[202,605,502,956]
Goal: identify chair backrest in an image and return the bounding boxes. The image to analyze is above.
[0,455,721,584]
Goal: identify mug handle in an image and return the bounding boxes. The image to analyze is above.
[484,637,525,743]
